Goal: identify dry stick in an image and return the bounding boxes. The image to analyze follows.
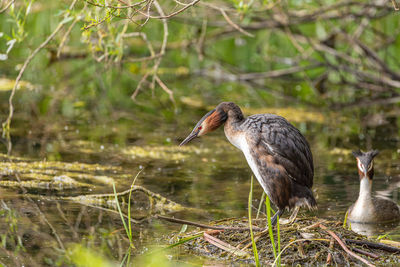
[148,0,175,104]
[203,232,248,257]
[57,14,81,58]
[326,237,334,265]
[84,0,149,9]
[352,247,379,259]
[352,37,400,80]
[140,0,154,27]
[219,8,254,37]
[131,72,150,100]
[1,1,77,250]
[137,0,200,19]
[345,239,400,253]
[0,0,14,13]
[271,238,331,267]
[2,0,77,155]
[156,215,264,231]
[200,2,254,37]
[123,32,156,56]
[319,224,375,267]
[236,229,268,249]
[154,75,176,108]
[237,63,322,80]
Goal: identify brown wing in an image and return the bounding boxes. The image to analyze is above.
[374,198,400,223]
[242,114,314,188]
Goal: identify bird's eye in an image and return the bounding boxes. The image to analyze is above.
[198,126,202,130]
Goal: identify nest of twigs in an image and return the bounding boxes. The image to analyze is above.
[166,216,400,266]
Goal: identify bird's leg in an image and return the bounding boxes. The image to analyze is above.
[268,209,284,228]
[288,206,300,223]
[279,206,300,225]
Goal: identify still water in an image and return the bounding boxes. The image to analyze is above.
[0,101,399,265]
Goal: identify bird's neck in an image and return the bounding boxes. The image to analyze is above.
[223,103,244,124]
[358,177,372,201]
[221,104,245,146]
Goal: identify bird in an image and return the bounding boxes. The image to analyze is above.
[180,102,317,226]
[347,150,400,224]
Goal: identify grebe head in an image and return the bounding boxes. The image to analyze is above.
[179,105,228,146]
[352,149,379,179]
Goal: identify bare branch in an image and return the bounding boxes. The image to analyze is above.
[135,0,200,19]
[1,0,78,155]
[0,0,14,13]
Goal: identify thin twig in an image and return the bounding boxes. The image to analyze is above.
[1,0,77,155]
[319,224,375,267]
[203,232,248,257]
[0,0,14,13]
[156,215,264,231]
[131,72,150,100]
[352,247,379,259]
[326,237,334,264]
[201,2,254,37]
[345,239,400,253]
[84,0,149,9]
[219,8,254,37]
[154,75,176,108]
[57,14,81,58]
[137,0,200,19]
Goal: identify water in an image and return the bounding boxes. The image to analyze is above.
[0,101,399,265]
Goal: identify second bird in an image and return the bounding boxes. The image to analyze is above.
[180,102,317,226]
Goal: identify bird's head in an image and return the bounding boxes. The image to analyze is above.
[352,149,379,179]
[179,106,228,146]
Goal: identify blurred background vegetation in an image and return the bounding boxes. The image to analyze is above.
[1,0,400,266]
[1,0,399,147]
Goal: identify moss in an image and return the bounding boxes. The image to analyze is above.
[0,154,127,191]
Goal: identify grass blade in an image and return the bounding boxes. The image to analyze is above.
[256,191,265,219]
[112,182,130,243]
[248,176,260,267]
[127,169,143,247]
[266,195,277,259]
[277,210,281,266]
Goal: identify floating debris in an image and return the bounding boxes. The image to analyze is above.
[0,154,127,191]
[0,176,89,191]
[67,186,186,218]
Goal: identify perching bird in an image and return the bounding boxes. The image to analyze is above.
[180,102,316,226]
[347,150,400,224]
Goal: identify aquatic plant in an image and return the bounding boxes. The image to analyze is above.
[248,176,260,266]
[266,191,281,267]
[112,169,142,266]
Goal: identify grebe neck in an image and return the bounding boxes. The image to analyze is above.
[358,177,372,200]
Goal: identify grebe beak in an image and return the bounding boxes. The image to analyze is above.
[179,130,199,146]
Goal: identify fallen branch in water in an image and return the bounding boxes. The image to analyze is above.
[157,215,264,231]
[319,224,375,267]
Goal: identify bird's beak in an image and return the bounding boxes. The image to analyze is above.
[179,130,199,146]
[360,166,368,177]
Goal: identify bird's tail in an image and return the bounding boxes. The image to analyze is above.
[290,183,317,210]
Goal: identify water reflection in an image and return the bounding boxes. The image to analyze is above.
[1,104,400,265]
[347,220,400,237]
